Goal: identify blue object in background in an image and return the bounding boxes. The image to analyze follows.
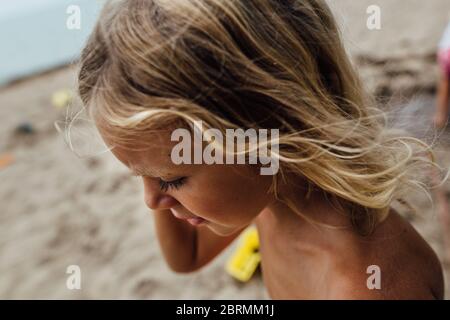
[0,0,105,86]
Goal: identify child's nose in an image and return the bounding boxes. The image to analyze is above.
[143,178,178,210]
[144,193,178,210]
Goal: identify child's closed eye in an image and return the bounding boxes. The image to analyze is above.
[158,177,186,192]
[130,172,187,192]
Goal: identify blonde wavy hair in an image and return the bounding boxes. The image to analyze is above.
[76,0,448,235]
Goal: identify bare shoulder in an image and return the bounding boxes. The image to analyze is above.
[384,208,444,299]
[328,279,439,300]
[330,208,444,300]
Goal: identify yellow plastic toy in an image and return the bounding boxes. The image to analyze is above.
[225,226,260,282]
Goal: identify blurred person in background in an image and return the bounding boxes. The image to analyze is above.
[434,14,450,129]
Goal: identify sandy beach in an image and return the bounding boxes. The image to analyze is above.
[1,0,450,299]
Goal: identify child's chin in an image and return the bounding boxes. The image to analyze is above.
[207,224,241,237]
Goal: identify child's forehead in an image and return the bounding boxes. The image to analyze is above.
[99,125,176,149]
[112,143,182,178]
[111,139,174,162]
[125,148,196,179]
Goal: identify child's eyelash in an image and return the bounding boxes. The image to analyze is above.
[158,177,186,192]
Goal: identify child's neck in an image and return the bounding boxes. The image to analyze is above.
[260,184,357,254]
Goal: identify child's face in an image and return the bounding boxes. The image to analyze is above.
[99,127,274,236]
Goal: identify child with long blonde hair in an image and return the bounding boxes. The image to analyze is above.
[75,0,446,299]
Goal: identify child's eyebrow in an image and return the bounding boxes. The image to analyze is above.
[130,166,174,178]
[130,167,158,177]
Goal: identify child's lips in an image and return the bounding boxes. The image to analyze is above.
[186,217,207,226]
[171,209,207,226]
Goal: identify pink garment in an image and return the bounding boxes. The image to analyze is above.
[438,48,450,77]
[439,22,450,77]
